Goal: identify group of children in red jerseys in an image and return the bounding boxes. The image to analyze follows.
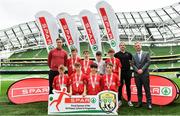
[52,48,122,96]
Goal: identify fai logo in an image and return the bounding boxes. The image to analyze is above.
[99,91,116,113]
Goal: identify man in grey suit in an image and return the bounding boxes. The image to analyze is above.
[132,41,152,110]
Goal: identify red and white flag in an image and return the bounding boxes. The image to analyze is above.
[35,11,59,53]
[79,10,102,59]
[57,13,80,55]
[96,1,120,52]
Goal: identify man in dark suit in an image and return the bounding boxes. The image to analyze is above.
[132,41,152,110]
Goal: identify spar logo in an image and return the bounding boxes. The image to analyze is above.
[128,85,172,97]
[82,16,97,45]
[12,86,49,97]
[110,40,116,47]
[99,8,114,40]
[70,45,76,50]
[39,17,53,45]
[93,45,98,51]
[48,45,54,50]
[59,18,74,45]
[161,87,171,96]
[91,97,97,103]
[65,98,91,103]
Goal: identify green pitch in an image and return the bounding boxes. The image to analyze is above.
[0,73,180,115]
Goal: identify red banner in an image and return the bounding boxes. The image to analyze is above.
[38,17,53,45]
[99,8,114,40]
[59,18,74,45]
[122,75,179,105]
[82,16,96,45]
[7,78,49,104]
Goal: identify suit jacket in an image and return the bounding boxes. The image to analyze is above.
[132,51,150,78]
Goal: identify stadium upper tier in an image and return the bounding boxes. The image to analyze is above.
[9,44,180,58]
[0,2,180,53]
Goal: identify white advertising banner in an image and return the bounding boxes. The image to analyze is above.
[35,11,59,53]
[96,1,120,52]
[79,10,102,59]
[57,13,80,55]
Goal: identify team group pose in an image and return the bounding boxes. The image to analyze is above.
[48,38,152,109]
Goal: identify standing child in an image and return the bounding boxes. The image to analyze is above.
[94,51,106,75]
[80,50,93,75]
[67,48,81,76]
[105,48,122,81]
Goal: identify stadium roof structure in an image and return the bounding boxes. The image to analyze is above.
[1,2,180,52]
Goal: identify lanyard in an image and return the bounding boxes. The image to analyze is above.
[71,56,77,70]
[90,74,97,89]
[75,72,82,87]
[97,60,102,72]
[84,59,89,73]
[58,74,64,89]
[106,74,113,89]
[110,58,116,70]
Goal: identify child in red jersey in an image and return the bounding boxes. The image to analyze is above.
[67,48,81,76]
[102,63,120,92]
[105,48,122,80]
[52,65,69,92]
[69,63,87,96]
[80,50,93,75]
[86,63,102,95]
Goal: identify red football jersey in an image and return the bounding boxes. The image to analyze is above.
[80,59,93,75]
[102,73,120,92]
[105,57,122,76]
[69,72,87,95]
[53,74,69,91]
[85,74,102,95]
[67,57,81,76]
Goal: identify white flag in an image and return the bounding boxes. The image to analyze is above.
[79,10,102,59]
[35,11,59,53]
[96,1,120,52]
[57,13,80,55]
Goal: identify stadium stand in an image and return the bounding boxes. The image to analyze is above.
[0,2,180,76]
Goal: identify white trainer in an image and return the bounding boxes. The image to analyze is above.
[118,100,122,107]
[128,101,133,107]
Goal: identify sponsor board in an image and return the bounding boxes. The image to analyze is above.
[7,78,49,104]
[48,89,118,115]
[122,75,179,105]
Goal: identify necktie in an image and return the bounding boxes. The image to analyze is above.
[138,53,141,61]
